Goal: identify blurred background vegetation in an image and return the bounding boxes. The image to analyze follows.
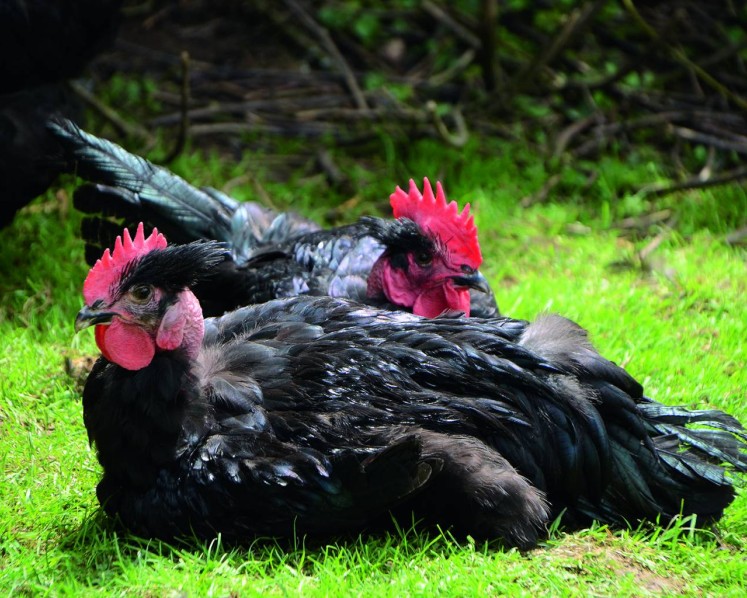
[46,0,743,236]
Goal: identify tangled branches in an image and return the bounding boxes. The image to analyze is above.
[88,0,747,195]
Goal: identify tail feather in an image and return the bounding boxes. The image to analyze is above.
[657,448,732,488]
[73,183,235,251]
[640,400,747,470]
[600,400,747,526]
[516,312,745,527]
[49,119,235,243]
[229,203,321,263]
[665,427,747,471]
[78,209,142,265]
[199,186,242,214]
[51,119,322,263]
[607,424,661,513]
[641,401,747,441]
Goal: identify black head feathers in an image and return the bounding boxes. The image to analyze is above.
[118,240,227,297]
[359,216,436,257]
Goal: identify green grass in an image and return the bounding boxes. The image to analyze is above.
[1,135,746,595]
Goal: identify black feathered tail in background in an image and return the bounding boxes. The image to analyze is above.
[47,119,320,265]
[48,119,236,251]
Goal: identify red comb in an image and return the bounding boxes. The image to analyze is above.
[390,178,482,268]
[83,222,168,304]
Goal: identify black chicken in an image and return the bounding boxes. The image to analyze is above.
[0,0,121,227]
[74,223,747,548]
[49,119,498,318]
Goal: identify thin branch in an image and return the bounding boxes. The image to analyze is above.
[282,0,369,110]
[521,173,562,207]
[637,165,747,198]
[553,112,602,158]
[295,106,428,123]
[622,0,747,112]
[725,226,747,246]
[189,121,339,138]
[68,80,154,145]
[161,51,191,164]
[478,0,500,92]
[426,101,469,147]
[150,94,352,126]
[615,209,672,230]
[422,1,481,48]
[638,228,669,263]
[512,1,604,93]
[427,49,477,87]
[316,149,354,194]
[669,125,747,154]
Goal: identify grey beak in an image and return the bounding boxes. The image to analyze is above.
[75,305,115,332]
[451,270,492,294]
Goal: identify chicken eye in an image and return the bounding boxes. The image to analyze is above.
[414,252,433,267]
[129,284,153,304]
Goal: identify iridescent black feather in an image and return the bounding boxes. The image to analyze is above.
[49,119,500,317]
[81,246,747,547]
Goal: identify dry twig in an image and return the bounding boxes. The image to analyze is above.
[68,80,154,145]
[161,51,191,164]
[282,0,369,110]
[637,165,747,198]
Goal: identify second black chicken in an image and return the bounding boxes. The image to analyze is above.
[50,119,499,318]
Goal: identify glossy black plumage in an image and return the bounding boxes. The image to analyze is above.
[0,0,122,93]
[80,241,747,548]
[0,86,74,228]
[0,1,121,227]
[48,119,499,317]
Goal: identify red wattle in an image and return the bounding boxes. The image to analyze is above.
[95,325,113,362]
[445,285,471,317]
[412,284,470,318]
[96,320,156,370]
